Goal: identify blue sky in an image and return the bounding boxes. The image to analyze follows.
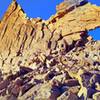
[0,0,100,40]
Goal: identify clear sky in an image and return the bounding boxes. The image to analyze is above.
[0,0,100,40]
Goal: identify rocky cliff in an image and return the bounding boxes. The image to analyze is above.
[0,0,100,100]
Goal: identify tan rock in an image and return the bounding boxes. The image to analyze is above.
[0,0,100,100]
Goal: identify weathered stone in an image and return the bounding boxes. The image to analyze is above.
[0,0,100,99]
[93,92,100,100]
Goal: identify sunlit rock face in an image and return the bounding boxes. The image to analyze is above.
[0,0,100,100]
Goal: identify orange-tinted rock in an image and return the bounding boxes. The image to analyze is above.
[0,0,100,99]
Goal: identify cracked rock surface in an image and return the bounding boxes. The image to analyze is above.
[0,0,100,100]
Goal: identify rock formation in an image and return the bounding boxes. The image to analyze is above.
[0,0,100,100]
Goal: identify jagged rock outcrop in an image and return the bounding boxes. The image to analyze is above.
[0,0,100,100]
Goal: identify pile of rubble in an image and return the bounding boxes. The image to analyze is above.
[0,0,100,100]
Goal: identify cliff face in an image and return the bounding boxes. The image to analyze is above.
[0,1,100,100]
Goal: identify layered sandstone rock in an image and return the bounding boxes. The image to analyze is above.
[0,0,100,100]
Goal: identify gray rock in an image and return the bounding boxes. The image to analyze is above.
[64,0,88,8]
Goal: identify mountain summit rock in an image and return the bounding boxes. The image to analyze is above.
[0,0,100,99]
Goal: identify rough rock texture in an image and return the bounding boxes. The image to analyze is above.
[0,0,100,100]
